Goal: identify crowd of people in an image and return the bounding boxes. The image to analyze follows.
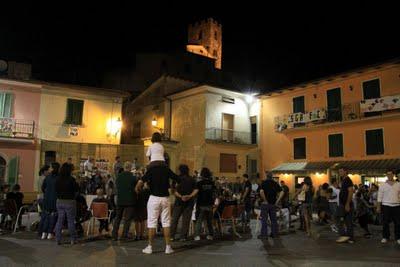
[1,132,399,255]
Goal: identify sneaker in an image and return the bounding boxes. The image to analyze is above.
[397,239,400,245]
[47,233,53,240]
[142,245,153,254]
[347,238,355,244]
[165,245,174,254]
[41,233,47,240]
[330,225,338,233]
[336,236,350,243]
[206,235,213,241]
[381,238,388,244]
[194,236,201,241]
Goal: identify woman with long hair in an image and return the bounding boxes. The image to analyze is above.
[39,162,60,240]
[54,163,79,245]
[302,177,314,237]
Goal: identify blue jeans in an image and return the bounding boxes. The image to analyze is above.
[39,211,57,234]
[55,201,77,242]
[261,203,278,237]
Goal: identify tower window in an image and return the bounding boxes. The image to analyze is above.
[213,50,218,57]
[214,31,218,40]
[198,30,202,40]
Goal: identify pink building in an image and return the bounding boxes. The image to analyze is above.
[0,79,41,192]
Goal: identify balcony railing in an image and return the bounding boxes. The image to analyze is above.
[205,127,255,145]
[0,118,35,139]
[275,94,400,132]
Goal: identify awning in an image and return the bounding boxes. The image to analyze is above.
[272,159,400,174]
[271,162,308,173]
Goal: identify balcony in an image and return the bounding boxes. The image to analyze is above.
[205,127,256,145]
[0,118,35,139]
[275,94,400,132]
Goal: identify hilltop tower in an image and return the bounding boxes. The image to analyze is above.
[186,18,222,69]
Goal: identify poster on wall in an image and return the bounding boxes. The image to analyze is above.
[360,95,400,113]
[275,108,327,132]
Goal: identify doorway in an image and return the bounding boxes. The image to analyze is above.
[222,113,234,142]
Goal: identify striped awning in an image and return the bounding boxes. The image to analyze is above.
[272,159,400,174]
[271,162,308,173]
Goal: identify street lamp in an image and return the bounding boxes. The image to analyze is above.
[107,117,122,138]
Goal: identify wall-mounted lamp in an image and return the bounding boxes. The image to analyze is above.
[245,94,254,104]
[349,85,353,91]
[107,117,122,138]
[151,118,157,127]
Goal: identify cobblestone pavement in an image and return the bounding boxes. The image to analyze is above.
[0,222,399,266]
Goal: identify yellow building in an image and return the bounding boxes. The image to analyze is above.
[124,76,260,180]
[260,60,400,192]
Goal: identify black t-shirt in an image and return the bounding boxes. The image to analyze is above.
[339,176,353,206]
[260,179,282,204]
[281,185,290,207]
[142,165,179,197]
[196,178,216,207]
[175,175,198,206]
[242,180,252,202]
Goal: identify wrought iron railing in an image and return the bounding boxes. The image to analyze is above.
[0,117,35,139]
[205,128,255,145]
[275,98,400,132]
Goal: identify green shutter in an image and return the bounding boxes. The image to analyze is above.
[65,99,84,125]
[7,156,19,186]
[329,134,343,157]
[0,93,13,118]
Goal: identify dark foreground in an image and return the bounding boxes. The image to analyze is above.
[1,222,399,266]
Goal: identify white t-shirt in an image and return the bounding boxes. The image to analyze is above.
[329,186,340,204]
[146,143,165,162]
[84,160,94,177]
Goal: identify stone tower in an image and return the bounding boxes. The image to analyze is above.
[186,18,222,69]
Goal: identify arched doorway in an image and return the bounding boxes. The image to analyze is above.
[0,155,6,185]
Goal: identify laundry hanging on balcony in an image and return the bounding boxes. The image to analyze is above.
[360,94,400,113]
[275,107,326,131]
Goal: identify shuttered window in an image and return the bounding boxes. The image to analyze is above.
[293,137,306,159]
[220,153,237,173]
[0,92,13,118]
[65,99,84,125]
[366,129,384,155]
[329,134,344,157]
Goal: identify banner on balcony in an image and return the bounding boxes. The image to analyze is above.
[275,108,327,132]
[360,95,400,113]
[0,118,15,137]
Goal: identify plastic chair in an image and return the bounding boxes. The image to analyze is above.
[219,205,241,238]
[14,205,30,233]
[3,199,17,231]
[87,202,109,236]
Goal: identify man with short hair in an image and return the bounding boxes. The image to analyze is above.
[377,170,400,245]
[336,168,354,243]
[112,161,137,241]
[138,162,179,254]
[113,156,123,178]
[170,164,198,241]
[240,174,252,229]
[329,178,340,233]
[259,172,284,239]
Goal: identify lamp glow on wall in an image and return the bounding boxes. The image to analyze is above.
[151,117,164,134]
[107,117,122,138]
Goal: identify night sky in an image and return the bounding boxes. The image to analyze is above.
[1,1,399,92]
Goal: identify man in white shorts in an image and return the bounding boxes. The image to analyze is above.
[136,163,179,254]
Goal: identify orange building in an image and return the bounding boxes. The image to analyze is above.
[260,59,400,192]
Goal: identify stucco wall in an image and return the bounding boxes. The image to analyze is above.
[171,93,206,172]
[39,92,123,144]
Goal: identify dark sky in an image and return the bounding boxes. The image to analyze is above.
[0,1,399,91]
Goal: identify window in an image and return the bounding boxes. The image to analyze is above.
[293,137,306,159]
[132,122,141,138]
[329,134,343,157]
[366,129,384,155]
[250,116,257,144]
[0,92,13,118]
[363,79,381,117]
[65,99,84,125]
[214,31,218,40]
[45,151,56,165]
[220,153,237,173]
[293,96,305,127]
